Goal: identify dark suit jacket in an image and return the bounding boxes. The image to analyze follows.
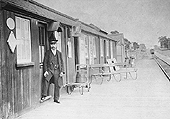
[43,49,64,86]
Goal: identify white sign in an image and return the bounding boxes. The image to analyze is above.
[79,36,86,64]
[89,36,94,64]
[55,31,61,52]
[6,18,15,30]
[7,31,17,53]
[68,41,72,58]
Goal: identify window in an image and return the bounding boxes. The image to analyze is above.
[16,16,32,64]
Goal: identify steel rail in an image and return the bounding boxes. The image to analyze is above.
[154,56,170,81]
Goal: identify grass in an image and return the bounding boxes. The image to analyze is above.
[156,49,170,57]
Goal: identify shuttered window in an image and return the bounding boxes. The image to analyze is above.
[16,16,31,64]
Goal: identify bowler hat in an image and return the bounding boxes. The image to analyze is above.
[49,33,58,43]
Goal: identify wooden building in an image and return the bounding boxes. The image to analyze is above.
[108,33,125,63]
[73,22,117,66]
[70,22,117,83]
[0,0,77,118]
[0,0,118,119]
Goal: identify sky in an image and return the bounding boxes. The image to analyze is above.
[35,0,170,48]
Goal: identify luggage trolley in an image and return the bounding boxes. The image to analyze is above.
[64,64,90,95]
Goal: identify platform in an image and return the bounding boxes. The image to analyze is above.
[17,58,170,119]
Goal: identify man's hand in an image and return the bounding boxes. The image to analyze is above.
[44,71,49,77]
[60,72,64,77]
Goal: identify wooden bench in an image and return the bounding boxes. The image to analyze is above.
[88,64,112,84]
[88,58,137,84]
[106,58,137,81]
[64,64,90,95]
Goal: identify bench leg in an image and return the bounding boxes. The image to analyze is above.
[88,82,91,92]
[129,71,137,80]
[79,86,83,95]
[112,74,121,82]
[86,83,91,92]
[91,75,97,82]
[66,85,75,95]
[100,75,104,85]
[87,86,90,92]
[91,75,103,85]
[107,74,112,82]
[66,85,72,95]
[123,72,128,79]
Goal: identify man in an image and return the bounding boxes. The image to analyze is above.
[41,33,64,103]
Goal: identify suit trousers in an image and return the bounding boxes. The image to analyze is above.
[42,69,60,101]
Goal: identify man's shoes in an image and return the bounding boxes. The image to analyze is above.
[41,95,47,100]
[54,100,60,103]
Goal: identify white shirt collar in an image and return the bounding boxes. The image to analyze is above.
[51,49,57,55]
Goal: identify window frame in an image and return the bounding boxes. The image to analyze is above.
[15,16,33,67]
[38,23,47,66]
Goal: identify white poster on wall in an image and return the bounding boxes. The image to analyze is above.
[55,31,61,52]
[85,35,89,58]
[89,36,94,64]
[79,35,86,64]
[68,40,72,58]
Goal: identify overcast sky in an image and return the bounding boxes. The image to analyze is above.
[35,0,170,48]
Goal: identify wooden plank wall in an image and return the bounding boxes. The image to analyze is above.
[1,10,15,119]
[30,18,41,108]
[15,17,40,116]
[65,27,76,83]
[1,10,41,119]
[61,26,68,84]
[0,8,3,119]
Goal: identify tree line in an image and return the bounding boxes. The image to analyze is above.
[158,36,170,49]
[110,30,146,51]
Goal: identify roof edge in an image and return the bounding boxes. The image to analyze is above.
[29,0,76,21]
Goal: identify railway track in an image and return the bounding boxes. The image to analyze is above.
[154,56,170,81]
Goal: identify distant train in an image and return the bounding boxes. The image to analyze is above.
[150,49,154,54]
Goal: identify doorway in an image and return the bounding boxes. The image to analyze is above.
[104,40,106,63]
[38,23,47,97]
[74,37,79,66]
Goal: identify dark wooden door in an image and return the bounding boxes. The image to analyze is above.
[74,37,79,65]
[104,40,107,63]
[38,23,47,97]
